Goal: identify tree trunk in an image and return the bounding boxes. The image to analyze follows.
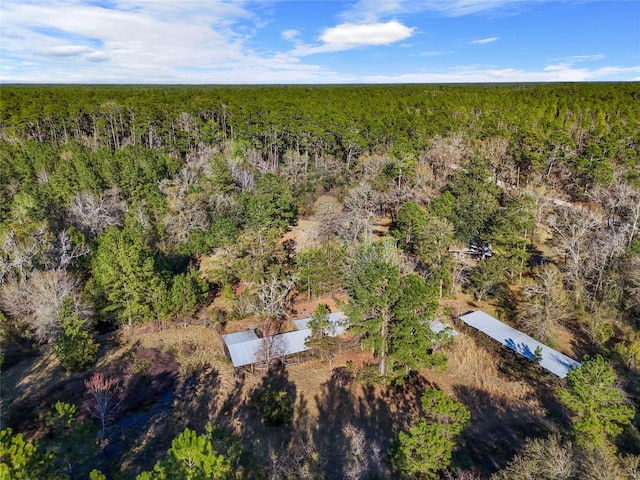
[379,311,391,376]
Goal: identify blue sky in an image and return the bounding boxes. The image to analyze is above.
[1,0,639,83]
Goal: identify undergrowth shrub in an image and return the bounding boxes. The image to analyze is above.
[252,386,293,426]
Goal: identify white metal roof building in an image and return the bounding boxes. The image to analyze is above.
[222,312,458,368]
[292,312,347,335]
[221,312,348,368]
[459,310,581,378]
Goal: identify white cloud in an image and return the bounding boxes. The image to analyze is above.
[282,29,300,41]
[321,21,414,47]
[339,0,539,21]
[40,45,94,57]
[349,64,640,83]
[419,50,448,56]
[471,36,499,44]
[0,0,637,84]
[0,0,328,83]
[423,0,535,17]
[290,21,415,56]
[339,0,405,22]
[568,54,605,62]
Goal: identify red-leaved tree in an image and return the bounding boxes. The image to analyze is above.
[84,372,118,441]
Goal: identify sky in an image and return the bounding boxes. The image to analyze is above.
[1,0,639,84]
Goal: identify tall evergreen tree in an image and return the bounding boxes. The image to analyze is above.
[558,355,635,450]
[389,274,447,378]
[345,240,443,378]
[344,240,402,376]
[391,389,470,479]
[92,226,167,326]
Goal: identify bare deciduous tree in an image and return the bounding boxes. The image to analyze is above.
[66,188,126,237]
[382,182,418,220]
[280,149,310,184]
[0,269,90,344]
[492,435,575,480]
[625,255,640,313]
[548,207,600,296]
[176,111,193,132]
[343,182,379,218]
[207,193,240,221]
[48,230,90,271]
[584,225,627,307]
[313,196,344,241]
[590,177,640,247]
[230,164,255,193]
[478,135,510,184]
[159,166,199,201]
[342,423,383,480]
[620,454,640,480]
[410,163,438,205]
[355,153,388,178]
[267,439,323,480]
[342,182,380,242]
[254,335,288,370]
[188,145,220,176]
[250,274,297,323]
[163,194,210,246]
[85,372,119,441]
[444,468,483,480]
[0,226,49,284]
[421,133,467,185]
[577,445,624,480]
[519,264,570,345]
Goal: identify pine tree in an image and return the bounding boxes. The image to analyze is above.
[136,425,236,480]
[558,355,635,450]
[54,313,98,371]
[306,304,339,367]
[391,389,470,479]
[344,240,401,376]
[345,241,443,378]
[92,226,167,326]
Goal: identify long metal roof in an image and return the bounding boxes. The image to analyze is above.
[222,311,459,368]
[222,312,346,368]
[459,310,581,378]
[293,312,347,335]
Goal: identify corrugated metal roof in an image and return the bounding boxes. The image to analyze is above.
[429,320,458,336]
[221,330,259,345]
[459,310,580,378]
[293,312,347,335]
[222,312,348,368]
[281,329,311,356]
[225,337,262,367]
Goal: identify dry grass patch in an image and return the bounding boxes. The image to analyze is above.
[1,350,67,421]
[127,324,232,376]
[280,219,319,251]
[423,330,555,475]
[438,333,537,402]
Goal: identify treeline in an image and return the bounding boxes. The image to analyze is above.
[2,84,639,193]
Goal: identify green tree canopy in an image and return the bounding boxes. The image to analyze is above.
[92,226,167,326]
[53,313,98,371]
[242,173,296,229]
[0,428,56,480]
[345,240,444,378]
[391,389,470,479]
[136,424,241,480]
[558,354,635,450]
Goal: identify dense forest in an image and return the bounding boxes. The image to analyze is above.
[1,83,640,479]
